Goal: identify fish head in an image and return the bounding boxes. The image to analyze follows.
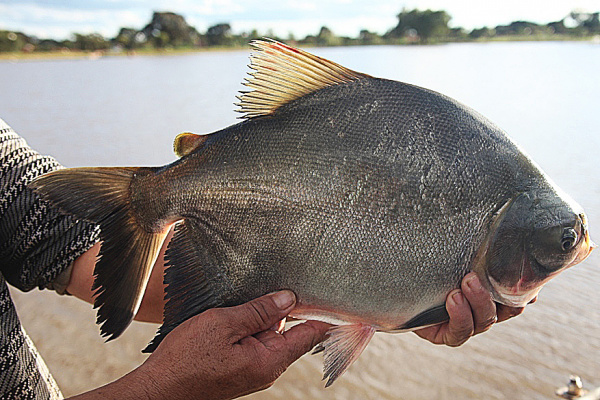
[480,189,594,307]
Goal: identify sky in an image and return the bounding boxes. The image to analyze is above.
[0,0,599,40]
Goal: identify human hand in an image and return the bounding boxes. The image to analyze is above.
[414,272,532,347]
[137,290,331,400]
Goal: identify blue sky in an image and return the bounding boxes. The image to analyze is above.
[0,0,598,40]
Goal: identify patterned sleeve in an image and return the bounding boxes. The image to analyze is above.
[0,118,100,293]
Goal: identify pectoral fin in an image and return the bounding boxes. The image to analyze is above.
[144,218,231,352]
[399,304,449,330]
[319,323,376,387]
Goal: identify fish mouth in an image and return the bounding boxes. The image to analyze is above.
[573,229,595,265]
[488,230,595,308]
[487,249,554,307]
[488,270,552,307]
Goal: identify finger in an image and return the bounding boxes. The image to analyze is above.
[444,290,474,347]
[496,304,525,323]
[413,323,445,344]
[273,321,331,365]
[461,273,497,334]
[252,329,287,351]
[269,318,286,334]
[223,291,296,342]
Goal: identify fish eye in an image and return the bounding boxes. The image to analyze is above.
[561,228,577,252]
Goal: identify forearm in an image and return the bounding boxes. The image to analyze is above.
[66,229,173,324]
[66,367,161,400]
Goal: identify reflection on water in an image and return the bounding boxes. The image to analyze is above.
[2,41,599,399]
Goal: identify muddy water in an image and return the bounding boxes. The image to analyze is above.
[2,41,599,399]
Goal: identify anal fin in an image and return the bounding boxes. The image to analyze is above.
[320,324,376,387]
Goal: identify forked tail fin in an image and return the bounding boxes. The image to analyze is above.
[30,167,169,340]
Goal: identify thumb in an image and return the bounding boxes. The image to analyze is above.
[224,290,296,342]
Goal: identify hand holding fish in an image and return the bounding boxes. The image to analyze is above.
[68,291,331,400]
[140,290,331,400]
[413,272,528,346]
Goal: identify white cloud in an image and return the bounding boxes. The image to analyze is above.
[161,0,245,16]
[400,0,600,29]
[232,15,398,38]
[0,0,598,40]
[0,4,146,39]
[285,1,318,12]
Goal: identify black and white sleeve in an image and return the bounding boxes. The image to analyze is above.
[0,118,100,294]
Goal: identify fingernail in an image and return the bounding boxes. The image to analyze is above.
[272,290,295,309]
[452,291,464,306]
[465,274,480,291]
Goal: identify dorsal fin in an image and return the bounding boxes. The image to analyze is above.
[236,39,369,119]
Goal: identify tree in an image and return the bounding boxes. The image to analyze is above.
[469,27,494,39]
[72,33,109,51]
[547,20,569,35]
[316,26,341,46]
[387,9,451,43]
[583,12,600,33]
[114,28,139,49]
[206,23,232,46]
[359,29,383,45]
[141,12,199,47]
[494,21,548,36]
[0,31,28,52]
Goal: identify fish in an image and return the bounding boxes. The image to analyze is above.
[30,39,594,387]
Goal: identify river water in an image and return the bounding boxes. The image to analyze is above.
[1,41,599,399]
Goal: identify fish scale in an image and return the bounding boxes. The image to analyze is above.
[30,39,593,387]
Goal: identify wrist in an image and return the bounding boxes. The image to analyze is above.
[135,348,217,400]
[134,356,196,400]
[66,366,156,400]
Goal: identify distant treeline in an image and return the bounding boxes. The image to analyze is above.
[1,8,599,53]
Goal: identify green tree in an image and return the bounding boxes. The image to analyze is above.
[72,33,109,51]
[141,12,199,48]
[359,29,383,45]
[316,26,341,46]
[494,21,550,36]
[583,12,600,33]
[114,28,139,50]
[547,20,569,35]
[388,9,451,43]
[469,27,494,39]
[206,23,232,46]
[0,31,28,52]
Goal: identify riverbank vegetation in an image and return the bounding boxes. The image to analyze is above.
[1,8,599,57]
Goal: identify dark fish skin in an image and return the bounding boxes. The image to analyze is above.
[30,40,593,386]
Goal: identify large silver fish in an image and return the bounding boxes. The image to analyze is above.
[31,40,594,386]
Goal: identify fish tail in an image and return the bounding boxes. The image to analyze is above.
[30,166,170,340]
